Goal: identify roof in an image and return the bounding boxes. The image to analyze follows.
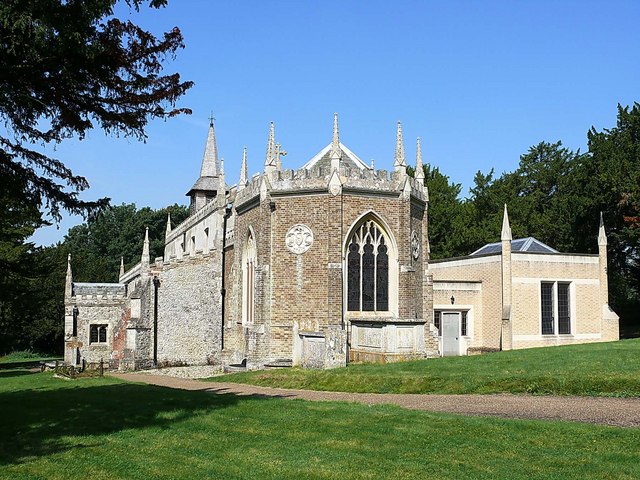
[187,176,219,196]
[301,142,370,171]
[470,237,559,256]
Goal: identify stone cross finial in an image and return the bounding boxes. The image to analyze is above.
[394,121,407,174]
[598,211,608,246]
[330,113,342,172]
[415,137,425,186]
[264,122,277,174]
[238,147,248,191]
[275,143,287,171]
[200,114,220,177]
[501,204,512,241]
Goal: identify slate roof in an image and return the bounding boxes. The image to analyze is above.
[187,176,219,195]
[302,142,370,171]
[470,237,559,256]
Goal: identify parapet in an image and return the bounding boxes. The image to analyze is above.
[234,165,427,208]
[72,282,126,297]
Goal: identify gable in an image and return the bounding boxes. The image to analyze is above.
[301,142,370,171]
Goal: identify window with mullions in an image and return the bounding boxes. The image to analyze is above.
[541,281,571,335]
[347,221,389,311]
[89,325,107,344]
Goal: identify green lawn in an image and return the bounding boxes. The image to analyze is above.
[0,367,638,479]
[207,339,640,396]
[0,351,60,364]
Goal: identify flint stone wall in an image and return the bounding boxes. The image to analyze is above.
[157,254,222,366]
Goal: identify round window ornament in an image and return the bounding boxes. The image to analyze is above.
[411,230,421,260]
[285,224,314,254]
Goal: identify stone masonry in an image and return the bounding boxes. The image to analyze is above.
[63,115,618,370]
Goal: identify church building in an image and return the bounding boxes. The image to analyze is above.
[63,115,619,371]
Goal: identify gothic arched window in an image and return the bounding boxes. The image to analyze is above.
[347,220,390,312]
[242,230,257,325]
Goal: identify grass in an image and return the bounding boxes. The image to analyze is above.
[0,351,59,364]
[0,367,639,479]
[206,339,640,397]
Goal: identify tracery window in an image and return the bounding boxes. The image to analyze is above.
[347,221,389,311]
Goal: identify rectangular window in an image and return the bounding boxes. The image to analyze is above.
[558,282,571,334]
[461,311,468,336]
[90,325,107,344]
[541,282,571,335]
[434,310,441,336]
[541,282,554,334]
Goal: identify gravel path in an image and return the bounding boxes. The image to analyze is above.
[110,372,640,428]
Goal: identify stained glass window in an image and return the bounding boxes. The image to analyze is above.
[347,238,360,311]
[346,220,390,312]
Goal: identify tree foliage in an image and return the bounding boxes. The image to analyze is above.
[0,0,192,220]
[0,203,189,355]
[65,203,188,282]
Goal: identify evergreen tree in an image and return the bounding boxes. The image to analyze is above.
[0,0,192,221]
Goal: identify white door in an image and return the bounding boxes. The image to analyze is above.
[442,312,460,356]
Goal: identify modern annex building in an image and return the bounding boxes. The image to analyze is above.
[63,116,619,370]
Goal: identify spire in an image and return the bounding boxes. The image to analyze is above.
[142,227,150,265]
[200,114,220,177]
[264,122,277,174]
[394,121,407,174]
[501,204,512,241]
[330,112,342,171]
[65,253,73,297]
[415,137,425,186]
[165,212,172,238]
[119,257,124,278]
[598,212,608,246]
[238,146,248,190]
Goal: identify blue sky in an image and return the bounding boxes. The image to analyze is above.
[31,0,640,245]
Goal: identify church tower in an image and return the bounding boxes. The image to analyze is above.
[187,115,221,214]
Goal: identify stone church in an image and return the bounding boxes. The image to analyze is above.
[64,115,619,371]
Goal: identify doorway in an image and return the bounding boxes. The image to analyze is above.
[441,312,460,356]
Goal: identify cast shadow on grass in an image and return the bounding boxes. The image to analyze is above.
[202,385,296,400]
[0,369,39,379]
[0,376,247,466]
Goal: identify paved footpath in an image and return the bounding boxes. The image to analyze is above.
[111,373,640,428]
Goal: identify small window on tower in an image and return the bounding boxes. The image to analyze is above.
[90,325,107,344]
